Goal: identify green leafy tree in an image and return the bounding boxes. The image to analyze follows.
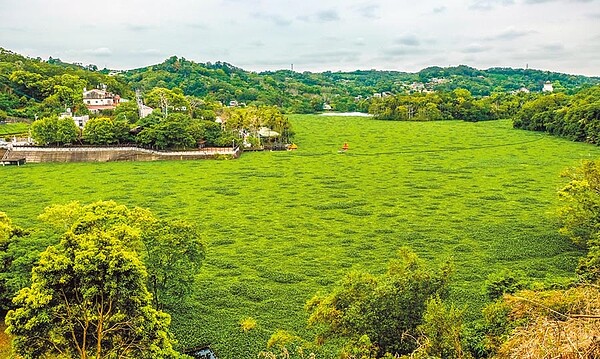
[5,228,179,359]
[142,220,205,309]
[83,117,130,145]
[113,101,140,123]
[0,212,28,310]
[38,201,205,308]
[30,116,78,145]
[306,248,451,357]
[558,160,600,248]
[145,87,189,117]
[559,160,600,281]
[137,114,197,149]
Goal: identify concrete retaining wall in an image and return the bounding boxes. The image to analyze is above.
[5,146,241,163]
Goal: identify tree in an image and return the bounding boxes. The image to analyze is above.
[30,116,79,145]
[142,220,205,309]
[558,160,600,248]
[113,101,140,124]
[5,228,179,359]
[306,248,451,357]
[38,201,205,309]
[0,212,29,310]
[137,114,197,149]
[559,160,600,281]
[83,117,130,145]
[145,88,189,118]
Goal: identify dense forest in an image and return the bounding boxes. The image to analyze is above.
[513,86,600,144]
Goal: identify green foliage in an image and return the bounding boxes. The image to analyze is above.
[558,160,600,248]
[484,269,527,300]
[145,87,189,117]
[558,160,600,282]
[83,116,131,145]
[417,296,466,358]
[37,201,205,310]
[137,113,198,149]
[221,105,294,144]
[142,220,205,309]
[113,100,140,123]
[0,122,29,137]
[30,115,78,145]
[306,248,451,357]
[0,212,28,309]
[470,300,514,357]
[0,48,132,118]
[369,89,500,122]
[513,86,600,144]
[5,227,179,359]
[122,56,600,113]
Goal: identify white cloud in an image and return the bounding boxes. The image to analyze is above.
[0,0,596,76]
[83,48,112,57]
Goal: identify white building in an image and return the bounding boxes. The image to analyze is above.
[59,109,90,128]
[83,88,121,113]
[542,81,554,93]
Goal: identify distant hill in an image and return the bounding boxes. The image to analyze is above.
[122,56,600,112]
[1,47,599,117]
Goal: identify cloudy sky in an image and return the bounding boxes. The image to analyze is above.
[0,0,598,75]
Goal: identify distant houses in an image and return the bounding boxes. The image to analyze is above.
[542,81,554,93]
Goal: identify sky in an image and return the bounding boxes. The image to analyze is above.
[0,0,599,76]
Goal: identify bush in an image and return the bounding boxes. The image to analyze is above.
[240,317,257,332]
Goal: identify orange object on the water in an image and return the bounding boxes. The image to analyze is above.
[342,142,349,151]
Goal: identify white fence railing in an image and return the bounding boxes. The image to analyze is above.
[10,146,240,157]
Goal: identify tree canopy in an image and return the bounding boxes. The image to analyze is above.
[306,248,452,357]
[5,226,179,359]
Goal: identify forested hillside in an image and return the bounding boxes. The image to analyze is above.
[1,47,599,120]
[0,48,131,119]
[122,57,600,112]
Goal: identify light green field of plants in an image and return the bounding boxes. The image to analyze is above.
[1,115,599,358]
[0,122,28,138]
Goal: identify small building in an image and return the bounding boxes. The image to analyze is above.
[83,88,121,113]
[323,103,332,111]
[542,81,554,93]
